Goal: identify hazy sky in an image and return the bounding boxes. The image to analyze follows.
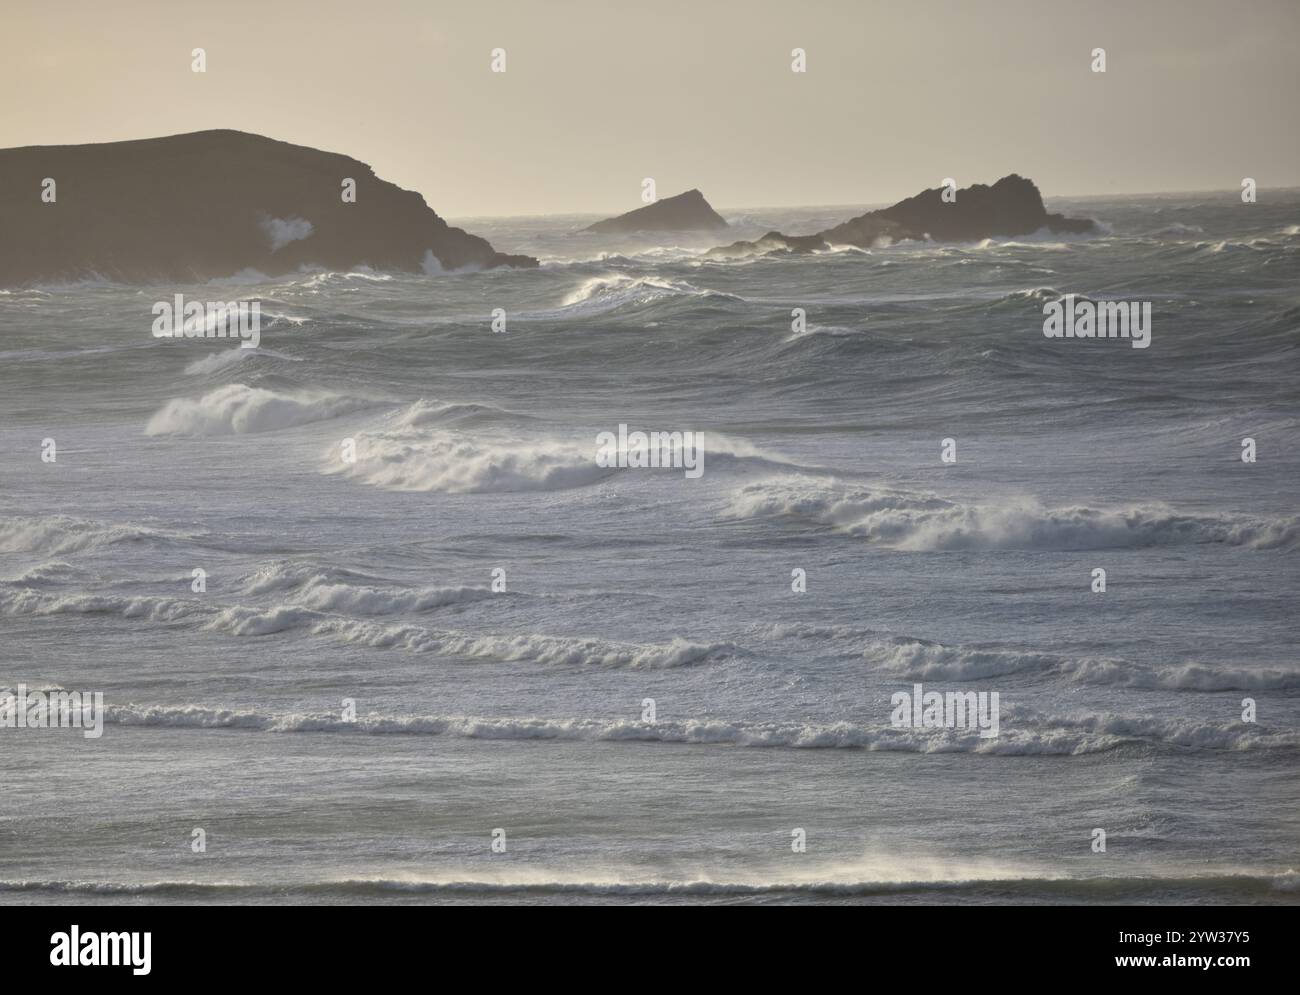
[3,0,1297,217]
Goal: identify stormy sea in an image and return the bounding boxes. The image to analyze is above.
[2,192,1297,905]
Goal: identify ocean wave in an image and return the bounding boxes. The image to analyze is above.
[1,560,77,586]
[557,274,741,314]
[0,573,723,668]
[341,418,799,494]
[387,397,531,429]
[865,635,1300,691]
[320,398,610,492]
[204,604,324,636]
[239,560,511,620]
[84,701,1300,753]
[763,622,1300,691]
[326,430,610,493]
[200,601,729,668]
[240,564,497,615]
[1150,223,1205,237]
[299,269,396,288]
[1196,237,1290,254]
[761,621,882,642]
[1040,711,1299,751]
[315,865,1300,897]
[784,323,867,343]
[724,476,1299,551]
[986,240,1074,251]
[0,587,200,622]
[239,561,388,595]
[999,286,1067,304]
[145,383,375,436]
[182,346,302,376]
[303,619,734,668]
[0,515,194,556]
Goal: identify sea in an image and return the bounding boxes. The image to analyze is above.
[1,192,1297,905]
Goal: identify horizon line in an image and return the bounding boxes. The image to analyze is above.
[446,184,1300,222]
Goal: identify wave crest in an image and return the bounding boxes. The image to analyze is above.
[327,431,609,493]
[0,515,192,556]
[726,476,1298,551]
[558,274,740,314]
[146,383,373,436]
[93,702,1300,753]
[864,635,1300,691]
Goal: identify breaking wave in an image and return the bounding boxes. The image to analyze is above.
[0,587,199,622]
[145,383,375,436]
[326,430,610,493]
[865,635,1300,691]
[557,274,741,314]
[725,476,1299,551]
[0,579,729,669]
[237,559,499,615]
[182,346,302,376]
[299,620,734,668]
[89,702,1300,753]
[0,515,195,556]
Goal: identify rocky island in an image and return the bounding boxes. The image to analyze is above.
[0,129,537,285]
[710,175,1095,257]
[585,189,729,234]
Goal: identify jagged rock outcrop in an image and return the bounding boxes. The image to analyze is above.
[585,189,728,233]
[0,129,536,285]
[710,175,1095,257]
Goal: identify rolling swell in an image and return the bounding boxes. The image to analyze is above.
[726,476,1299,551]
[70,701,1300,754]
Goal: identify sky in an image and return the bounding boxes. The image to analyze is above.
[2,0,1297,217]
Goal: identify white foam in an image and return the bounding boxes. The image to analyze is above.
[305,619,734,668]
[0,515,188,556]
[206,604,321,636]
[326,427,610,493]
[558,274,738,314]
[726,475,1298,551]
[2,560,76,586]
[93,702,1300,753]
[145,383,374,436]
[865,635,1300,691]
[299,270,395,288]
[291,578,495,615]
[0,588,200,622]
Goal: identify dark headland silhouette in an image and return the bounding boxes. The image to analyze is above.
[710,175,1096,256]
[0,128,1097,285]
[585,189,729,234]
[0,130,537,285]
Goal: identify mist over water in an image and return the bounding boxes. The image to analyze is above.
[2,193,1298,904]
